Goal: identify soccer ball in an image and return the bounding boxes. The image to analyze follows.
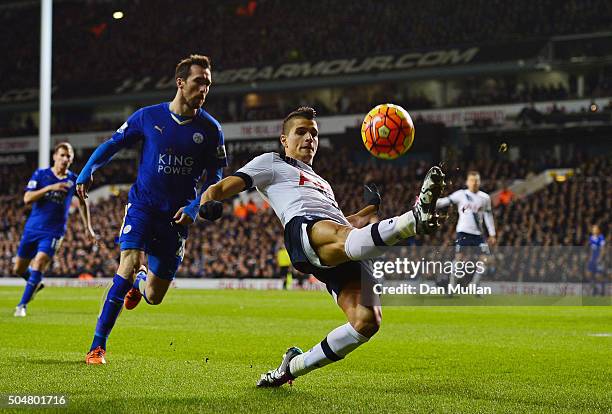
[361,103,415,160]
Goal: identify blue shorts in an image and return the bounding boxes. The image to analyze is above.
[588,259,603,274]
[118,203,188,280]
[455,232,490,255]
[17,229,64,259]
[283,215,377,303]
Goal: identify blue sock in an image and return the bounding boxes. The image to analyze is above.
[18,270,42,306]
[90,274,131,351]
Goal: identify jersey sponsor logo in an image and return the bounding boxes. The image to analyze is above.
[154,125,165,134]
[117,121,128,134]
[298,171,334,199]
[45,190,67,204]
[192,132,204,144]
[461,203,483,213]
[27,180,37,189]
[157,153,194,175]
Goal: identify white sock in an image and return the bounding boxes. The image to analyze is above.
[289,323,369,377]
[449,261,457,289]
[344,211,416,261]
[471,271,482,287]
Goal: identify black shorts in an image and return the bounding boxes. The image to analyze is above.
[284,215,377,301]
[455,232,490,255]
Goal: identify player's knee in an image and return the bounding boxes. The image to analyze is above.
[31,256,49,271]
[145,291,164,305]
[118,250,141,277]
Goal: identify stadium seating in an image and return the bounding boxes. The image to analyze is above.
[1,148,608,280]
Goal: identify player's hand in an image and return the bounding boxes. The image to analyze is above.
[488,236,497,246]
[363,183,381,207]
[47,182,72,193]
[199,200,223,221]
[76,178,93,200]
[86,227,99,246]
[173,207,194,226]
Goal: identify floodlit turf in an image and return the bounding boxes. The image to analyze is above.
[0,286,610,413]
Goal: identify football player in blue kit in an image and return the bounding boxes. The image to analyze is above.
[587,224,607,296]
[14,142,96,317]
[77,55,228,364]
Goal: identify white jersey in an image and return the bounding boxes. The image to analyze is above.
[436,189,495,236]
[234,152,349,227]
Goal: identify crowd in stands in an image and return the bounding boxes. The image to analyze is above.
[2,0,612,107]
[0,146,608,282]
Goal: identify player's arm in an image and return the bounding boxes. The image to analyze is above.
[345,184,381,229]
[76,194,97,243]
[76,112,143,199]
[23,182,71,205]
[174,166,226,225]
[199,153,275,222]
[22,169,71,205]
[484,195,496,244]
[175,128,230,225]
[203,175,247,203]
[436,190,459,209]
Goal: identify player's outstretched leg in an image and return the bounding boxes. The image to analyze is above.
[257,281,379,387]
[311,166,445,267]
[124,265,147,310]
[344,166,445,260]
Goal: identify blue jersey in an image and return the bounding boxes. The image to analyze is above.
[589,234,605,260]
[24,168,77,236]
[77,103,228,219]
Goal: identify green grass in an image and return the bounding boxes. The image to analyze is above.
[0,287,610,413]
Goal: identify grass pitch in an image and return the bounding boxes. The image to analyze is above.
[0,286,610,413]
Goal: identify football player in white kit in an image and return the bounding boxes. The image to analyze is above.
[436,171,496,289]
[197,107,446,387]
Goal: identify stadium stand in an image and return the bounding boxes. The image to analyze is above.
[1,147,608,280]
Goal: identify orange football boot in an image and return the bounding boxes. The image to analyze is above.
[86,346,106,365]
[124,265,146,310]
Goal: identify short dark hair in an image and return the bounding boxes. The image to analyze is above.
[175,54,211,80]
[282,106,316,135]
[54,141,73,156]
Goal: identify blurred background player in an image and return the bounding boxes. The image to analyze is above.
[13,142,95,317]
[76,55,228,364]
[436,171,496,291]
[197,107,445,386]
[276,242,293,289]
[587,224,606,296]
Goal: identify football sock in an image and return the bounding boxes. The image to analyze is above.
[344,211,416,260]
[471,271,482,287]
[90,274,131,351]
[289,323,369,377]
[17,269,42,306]
[133,270,147,292]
